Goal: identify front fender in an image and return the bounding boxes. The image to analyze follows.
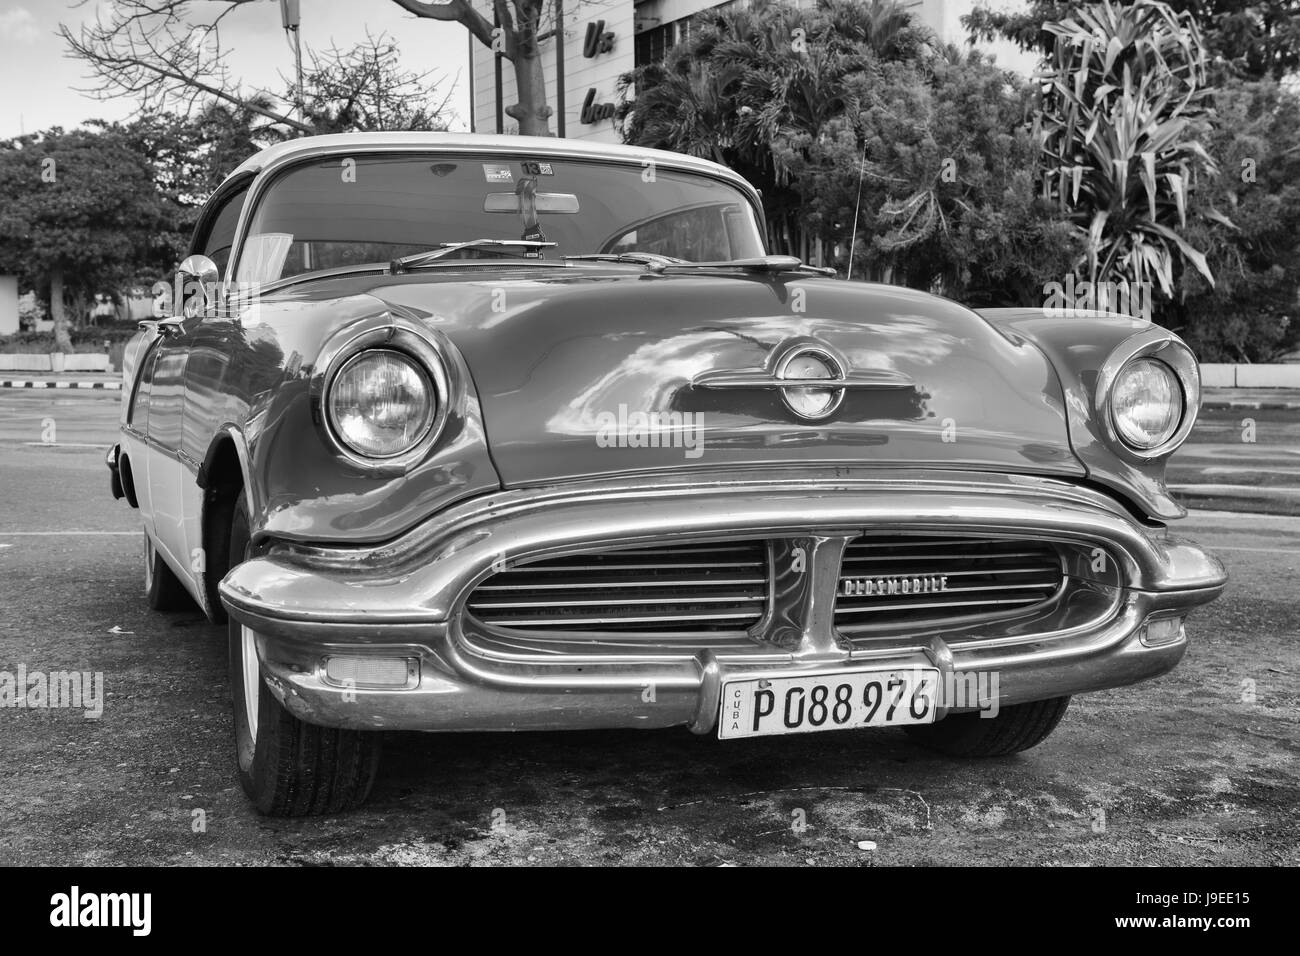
[979,308,1187,521]
[217,293,502,546]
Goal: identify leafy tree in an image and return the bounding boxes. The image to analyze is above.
[105,105,274,276]
[1162,78,1300,359]
[778,48,1080,300]
[965,0,1300,81]
[131,102,278,203]
[0,127,175,351]
[621,0,935,258]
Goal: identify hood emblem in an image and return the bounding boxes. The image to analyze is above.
[692,339,912,421]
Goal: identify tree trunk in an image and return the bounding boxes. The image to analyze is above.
[505,46,553,136]
[71,291,87,330]
[50,270,73,354]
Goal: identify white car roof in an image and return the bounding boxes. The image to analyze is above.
[226,132,754,196]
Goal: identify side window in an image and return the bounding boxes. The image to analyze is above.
[602,202,760,261]
[193,183,250,277]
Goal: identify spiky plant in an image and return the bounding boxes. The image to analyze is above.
[1038,0,1222,297]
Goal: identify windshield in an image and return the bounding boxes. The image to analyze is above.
[234,153,766,284]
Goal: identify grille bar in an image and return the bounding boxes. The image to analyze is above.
[835,595,1049,615]
[841,551,1049,562]
[476,576,766,592]
[472,610,765,627]
[468,540,768,632]
[472,593,765,610]
[489,561,761,573]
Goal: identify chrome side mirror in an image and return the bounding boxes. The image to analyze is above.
[177,254,220,320]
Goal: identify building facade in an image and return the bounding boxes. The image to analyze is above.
[468,0,1032,144]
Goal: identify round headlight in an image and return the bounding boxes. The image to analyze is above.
[328,349,436,458]
[1110,358,1183,450]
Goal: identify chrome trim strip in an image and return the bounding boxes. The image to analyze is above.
[693,370,914,390]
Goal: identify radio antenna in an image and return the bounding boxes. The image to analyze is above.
[846,141,867,281]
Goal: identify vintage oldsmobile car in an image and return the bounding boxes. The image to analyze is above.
[109,133,1226,816]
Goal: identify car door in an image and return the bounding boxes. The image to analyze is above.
[147,177,251,605]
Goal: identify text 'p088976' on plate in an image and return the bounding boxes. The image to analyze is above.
[719,668,940,739]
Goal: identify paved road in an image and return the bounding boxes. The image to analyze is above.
[0,390,1296,865]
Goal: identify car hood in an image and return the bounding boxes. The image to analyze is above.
[287,266,1083,487]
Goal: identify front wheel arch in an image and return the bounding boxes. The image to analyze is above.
[198,431,250,624]
[118,453,139,509]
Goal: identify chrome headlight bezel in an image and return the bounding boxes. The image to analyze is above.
[317,321,452,471]
[327,348,436,459]
[1096,329,1200,461]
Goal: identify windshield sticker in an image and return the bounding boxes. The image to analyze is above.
[482,163,514,183]
[521,161,554,176]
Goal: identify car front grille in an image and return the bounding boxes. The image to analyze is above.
[834,535,1065,631]
[466,541,769,632]
[467,535,1070,637]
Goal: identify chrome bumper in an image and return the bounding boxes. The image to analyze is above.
[218,471,1227,733]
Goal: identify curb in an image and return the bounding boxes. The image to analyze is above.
[1174,488,1300,517]
[0,380,121,390]
[1202,401,1300,411]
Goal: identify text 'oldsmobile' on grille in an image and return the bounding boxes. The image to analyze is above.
[107,133,1227,815]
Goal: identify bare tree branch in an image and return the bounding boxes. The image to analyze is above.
[389,0,495,48]
[60,1,455,138]
[389,0,555,133]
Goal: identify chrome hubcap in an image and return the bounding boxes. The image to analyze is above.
[241,625,260,741]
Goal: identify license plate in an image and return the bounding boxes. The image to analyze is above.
[718,667,940,739]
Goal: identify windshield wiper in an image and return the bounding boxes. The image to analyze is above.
[563,252,685,269]
[564,254,836,276]
[657,255,837,277]
[390,239,557,274]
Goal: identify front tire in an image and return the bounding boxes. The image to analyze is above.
[227,498,381,815]
[904,696,1071,757]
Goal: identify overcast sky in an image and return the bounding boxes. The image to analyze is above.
[0,0,474,138]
